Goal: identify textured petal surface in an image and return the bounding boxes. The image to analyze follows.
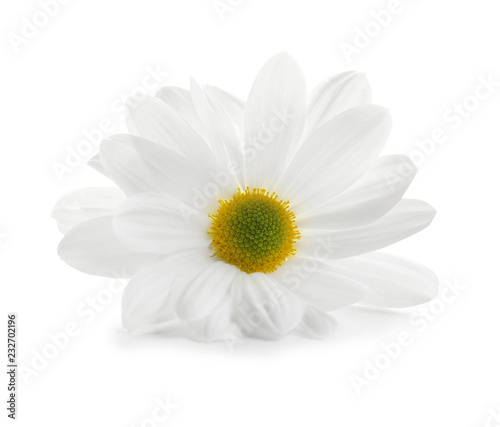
[57,216,153,278]
[100,134,221,209]
[205,85,244,137]
[156,86,208,140]
[156,85,244,142]
[100,135,166,196]
[292,306,337,339]
[300,199,436,259]
[326,252,439,308]
[122,254,195,333]
[299,155,417,229]
[272,257,369,311]
[244,52,306,189]
[304,71,371,138]
[52,187,125,233]
[234,273,305,334]
[185,290,238,343]
[87,153,108,176]
[113,193,210,255]
[279,105,392,213]
[169,259,240,321]
[125,94,215,167]
[130,134,220,207]
[190,78,244,186]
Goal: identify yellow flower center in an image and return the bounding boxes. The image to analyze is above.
[208,188,300,274]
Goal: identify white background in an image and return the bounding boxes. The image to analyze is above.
[2,0,500,426]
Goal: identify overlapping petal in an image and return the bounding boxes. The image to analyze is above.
[112,193,210,255]
[272,256,369,311]
[327,252,439,308]
[234,273,305,334]
[190,78,244,187]
[244,52,307,189]
[298,155,417,229]
[292,306,337,339]
[169,258,240,321]
[52,187,125,234]
[122,255,188,334]
[278,104,392,213]
[155,86,208,140]
[125,94,216,167]
[300,199,436,259]
[57,216,154,278]
[304,71,371,138]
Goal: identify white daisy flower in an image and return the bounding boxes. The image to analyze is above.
[53,53,438,342]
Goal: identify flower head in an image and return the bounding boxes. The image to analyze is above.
[53,53,438,342]
[208,187,300,274]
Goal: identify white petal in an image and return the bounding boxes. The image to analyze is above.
[169,260,240,321]
[190,78,244,186]
[156,85,245,144]
[244,52,306,188]
[234,273,305,334]
[292,306,337,339]
[304,71,371,138]
[122,255,193,334]
[100,134,216,207]
[52,187,125,234]
[57,216,153,278]
[87,153,108,176]
[247,327,284,341]
[113,193,210,255]
[130,134,219,206]
[299,155,417,229]
[300,199,436,259]
[272,257,369,311]
[156,86,208,139]
[100,135,163,195]
[279,105,392,214]
[205,85,244,136]
[326,252,439,308]
[125,94,216,168]
[185,290,238,342]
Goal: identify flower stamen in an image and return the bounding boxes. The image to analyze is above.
[208,188,300,274]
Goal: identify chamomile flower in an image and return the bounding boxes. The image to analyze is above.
[53,53,438,342]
